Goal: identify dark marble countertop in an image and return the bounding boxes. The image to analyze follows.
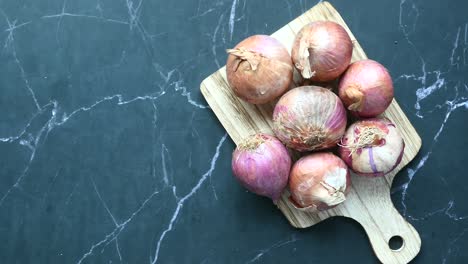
[1,0,467,263]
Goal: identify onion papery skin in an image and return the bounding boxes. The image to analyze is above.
[338,59,394,117]
[289,152,350,211]
[291,21,353,82]
[338,118,405,177]
[231,133,292,202]
[226,35,293,104]
[273,86,347,152]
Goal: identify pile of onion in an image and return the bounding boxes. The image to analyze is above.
[291,21,353,81]
[226,35,293,104]
[231,133,291,202]
[225,20,403,213]
[289,152,350,211]
[338,118,405,177]
[273,86,347,152]
[338,59,394,117]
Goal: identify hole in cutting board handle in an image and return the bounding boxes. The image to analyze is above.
[388,235,405,251]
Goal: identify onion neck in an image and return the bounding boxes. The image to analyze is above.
[288,196,319,212]
[238,134,266,151]
[319,181,346,206]
[358,127,385,147]
[345,86,364,111]
[226,48,262,71]
[346,127,386,154]
[297,47,315,79]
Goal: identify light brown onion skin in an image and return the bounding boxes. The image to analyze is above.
[226,35,293,104]
[273,86,347,152]
[291,21,353,82]
[232,133,291,202]
[338,59,394,117]
[338,118,405,177]
[289,152,350,211]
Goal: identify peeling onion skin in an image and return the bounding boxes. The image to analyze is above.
[273,86,347,152]
[226,35,294,104]
[338,59,394,117]
[291,21,353,82]
[289,152,350,211]
[231,133,291,202]
[338,118,405,177]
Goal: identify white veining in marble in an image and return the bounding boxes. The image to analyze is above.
[150,134,227,264]
[76,187,163,264]
[1,12,40,111]
[245,235,299,263]
[394,2,468,260]
[229,0,239,41]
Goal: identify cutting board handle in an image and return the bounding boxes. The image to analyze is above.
[340,177,421,264]
[357,205,421,263]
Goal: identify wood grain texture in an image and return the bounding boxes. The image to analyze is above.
[200,2,422,263]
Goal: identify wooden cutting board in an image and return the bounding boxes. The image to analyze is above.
[200,2,422,263]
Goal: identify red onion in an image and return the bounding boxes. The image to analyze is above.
[291,21,353,82]
[226,35,293,104]
[273,86,347,152]
[231,133,291,202]
[338,59,394,117]
[338,118,405,177]
[289,152,350,211]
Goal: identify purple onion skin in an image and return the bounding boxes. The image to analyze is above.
[273,86,347,152]
[338,118,405,177]
[291,21,353,81]
[338,60,394,117]
[341,141,405,177]
[226,35,293,104]
[232,134,291,202]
